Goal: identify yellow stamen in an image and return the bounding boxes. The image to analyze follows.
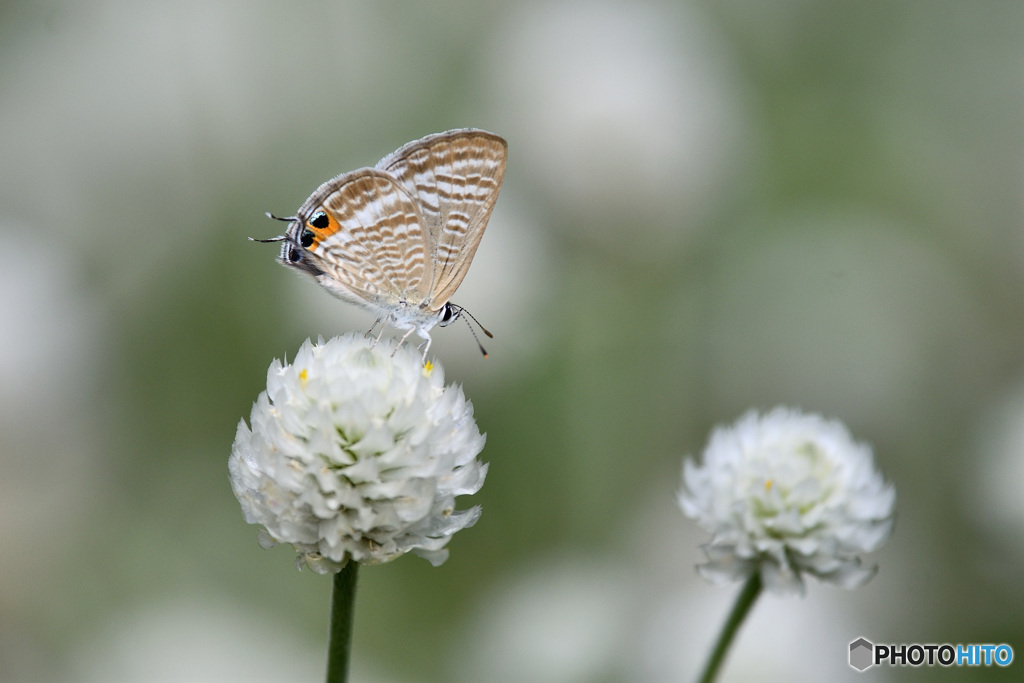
[423,360,434,375]
[299,368,308,388]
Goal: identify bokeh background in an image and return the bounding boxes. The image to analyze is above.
[1,1,1021,681]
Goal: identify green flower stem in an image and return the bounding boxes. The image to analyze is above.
[696,572,763,683]
[326,561,359,683]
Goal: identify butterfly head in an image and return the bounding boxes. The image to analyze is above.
[438,303,494,357]
[437,302,462,328]
[251,212,328,278]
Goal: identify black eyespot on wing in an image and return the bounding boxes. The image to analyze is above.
[310,211,329,229]
[287,246,302,263]
[300,230,315,247]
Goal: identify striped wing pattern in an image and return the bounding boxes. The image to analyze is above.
[378,130,507,310]
[306,170,431,307]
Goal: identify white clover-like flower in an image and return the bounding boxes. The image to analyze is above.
[678,408,896,595]
[229,334,487,573]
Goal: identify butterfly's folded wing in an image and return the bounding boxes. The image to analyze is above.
[301,170,432,308]
[378,129,507,310]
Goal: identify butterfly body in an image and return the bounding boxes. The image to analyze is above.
[265,129,507,357]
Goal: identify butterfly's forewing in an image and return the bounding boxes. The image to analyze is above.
[377,129,507,310]
[299,170,432,308]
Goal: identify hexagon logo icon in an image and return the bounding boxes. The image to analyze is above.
[849,637,874,671]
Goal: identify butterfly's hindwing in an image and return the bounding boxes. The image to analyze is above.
[378,130,507,310]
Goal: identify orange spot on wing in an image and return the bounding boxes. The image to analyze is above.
[308,210,341,249]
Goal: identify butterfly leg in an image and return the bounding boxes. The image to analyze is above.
[393,326,418,357]
[415,330,433,364]
[368,319,386,349]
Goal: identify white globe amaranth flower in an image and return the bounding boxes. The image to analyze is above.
[229,333,487,573]
[678,407,895,595]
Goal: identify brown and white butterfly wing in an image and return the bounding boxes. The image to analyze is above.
[294,169,433,310]
[377,129,507,310]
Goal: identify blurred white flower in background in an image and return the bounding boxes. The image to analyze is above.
[489,0,747,259]
[679,407,896,595]
[460,558,632,683]
[230,334,487,573]
[0,227,104,602]
[968,379,1024,558]
[70,596,323,683]
[0,229,99,412]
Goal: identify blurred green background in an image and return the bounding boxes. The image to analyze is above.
[1,1,1021,681]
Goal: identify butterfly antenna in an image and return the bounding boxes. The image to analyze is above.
[462,308,494,339]
[266,212,297,222]
[250,213,297,242]
[453,306,493,358]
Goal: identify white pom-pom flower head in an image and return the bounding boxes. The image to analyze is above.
[230,333,487,573]
[679,408,895,595]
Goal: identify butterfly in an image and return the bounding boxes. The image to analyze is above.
[255,129,507,360]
